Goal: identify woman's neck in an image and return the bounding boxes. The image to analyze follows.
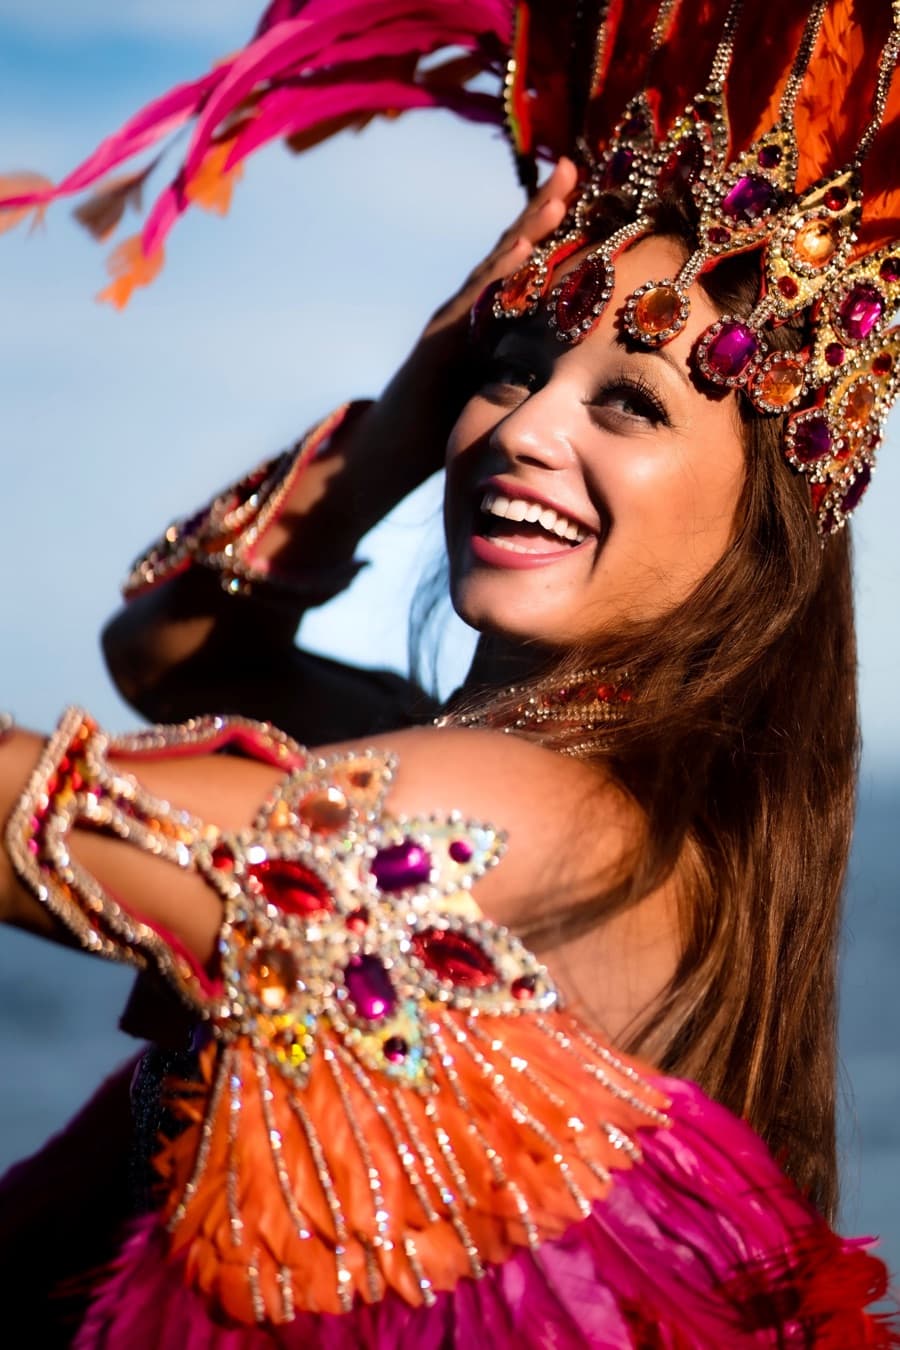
[460,634,551,696]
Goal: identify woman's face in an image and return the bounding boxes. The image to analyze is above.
[444,234,746,647]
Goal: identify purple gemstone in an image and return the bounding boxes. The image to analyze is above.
[758,144,782,169]
[721,173,778,223]
[824,342,846,368]
[837,283,884,342]
[371,839,432,891]
[879,256,900,284]
[703,322,759,379]
[791,416,832,464]
[842,464,871,514]
[601,146,635,189]
[383,1036,408,1063]
[344,954,396,1020]
[448,838,474,864]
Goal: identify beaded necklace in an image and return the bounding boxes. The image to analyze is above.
[434,669,632,754]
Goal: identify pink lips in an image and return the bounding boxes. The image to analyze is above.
[470,478,596,570]
[469,533,591,570]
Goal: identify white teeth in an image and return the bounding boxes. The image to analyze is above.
[479,490,589,545]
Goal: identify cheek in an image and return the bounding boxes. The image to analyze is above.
[608,435,744,544]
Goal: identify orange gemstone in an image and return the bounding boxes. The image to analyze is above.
[843,380,876,428]
[756,359,805,408]
[633,284,682,336]
[247,946,299,1011]
[791,219,838,269]
[299,786,350,834]
[499,263,541,316]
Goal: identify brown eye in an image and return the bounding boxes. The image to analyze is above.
[478,356,539,395]
[598,377,669,427]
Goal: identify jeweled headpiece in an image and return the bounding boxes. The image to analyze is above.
[2,0,898,533]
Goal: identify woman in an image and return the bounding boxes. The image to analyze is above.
[0,0,898,1342]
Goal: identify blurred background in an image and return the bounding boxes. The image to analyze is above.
[0,2,897,1272]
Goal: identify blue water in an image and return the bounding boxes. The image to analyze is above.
[1,776,897,1278]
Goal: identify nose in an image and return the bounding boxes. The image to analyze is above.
[487,385,579,472]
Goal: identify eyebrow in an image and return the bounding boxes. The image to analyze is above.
[613,329,691,389]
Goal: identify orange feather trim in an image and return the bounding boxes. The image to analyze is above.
[152,1010,669,1324]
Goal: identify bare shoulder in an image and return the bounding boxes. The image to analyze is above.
[323,726,643,931]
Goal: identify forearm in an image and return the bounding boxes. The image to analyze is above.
[241,338,468,577]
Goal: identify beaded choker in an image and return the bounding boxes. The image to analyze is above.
[435,670,632,754]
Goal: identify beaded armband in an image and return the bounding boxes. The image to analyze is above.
[122,401,371,605]
[5,708,305,1006]
[5,710,670,1325]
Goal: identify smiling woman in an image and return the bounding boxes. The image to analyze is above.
[0,0,899,1345]
[446,235,747,642]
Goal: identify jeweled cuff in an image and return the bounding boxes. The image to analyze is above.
[122,401,372,605]
[4,708,306,1012]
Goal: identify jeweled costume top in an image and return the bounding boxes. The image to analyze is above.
[4,709,896,1344]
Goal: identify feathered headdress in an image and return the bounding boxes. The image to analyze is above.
[1,0,899,531]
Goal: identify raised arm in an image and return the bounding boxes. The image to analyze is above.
[101,162,578,744]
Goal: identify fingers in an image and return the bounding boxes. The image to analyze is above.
[492,155,579,256]
[425,158,580,338]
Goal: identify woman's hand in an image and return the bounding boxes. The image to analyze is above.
[250,157,579,566]
[358,157,579,484]
[420,156,579,355]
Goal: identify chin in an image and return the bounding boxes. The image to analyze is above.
[449,573,574,647]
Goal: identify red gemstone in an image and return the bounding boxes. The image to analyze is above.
[824,342,846,368]
[556,258,608,333]
[412,928,497,988]
[777,275,799,299]
[658,135,704,193]
[758,144,782,168]
[512,975,538,1001]
[790,415,832,464]
[246,859,333,917]
[810,482,829,513]
[879,256,900,284]
[873,352,894,376]
[837,283,884,342]
[344,954,396,1021]
[707,226,731,245]
[621,113,648,137]
[721,174,778,223]
[824,185,849,211]
[345,908,369,934]
[211,844,234,871]
[702,322,759,380]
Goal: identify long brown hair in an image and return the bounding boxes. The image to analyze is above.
[426,206,859,1220]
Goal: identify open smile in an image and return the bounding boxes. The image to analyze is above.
[470,487,597,568]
